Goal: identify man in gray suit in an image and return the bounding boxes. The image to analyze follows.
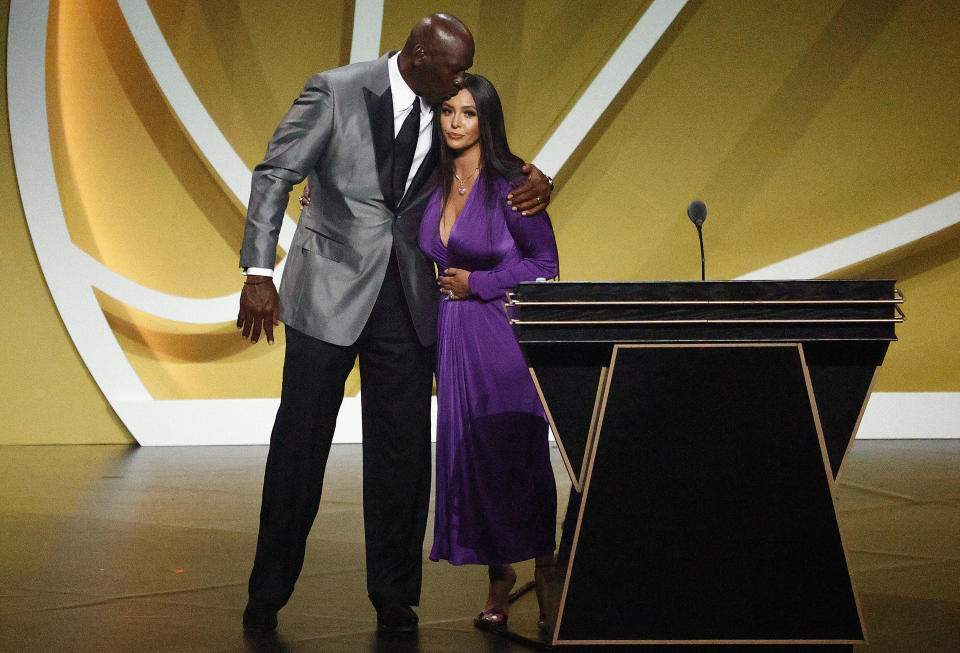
[236,14,551,635]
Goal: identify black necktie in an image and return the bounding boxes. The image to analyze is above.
[391,97,420,209]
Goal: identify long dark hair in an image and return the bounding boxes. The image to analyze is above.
[435,73,526,213]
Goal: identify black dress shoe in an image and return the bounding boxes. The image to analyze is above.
[375,601,418,635]
[242,601,278,633]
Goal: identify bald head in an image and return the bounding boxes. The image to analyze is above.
[403,13,473,55]
[398,13,475,107]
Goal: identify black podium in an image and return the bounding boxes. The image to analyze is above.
[507,280,902,649]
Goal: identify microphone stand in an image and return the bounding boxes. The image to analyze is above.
[697,225,705,281]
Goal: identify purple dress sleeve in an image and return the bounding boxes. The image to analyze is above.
[467,190,559,301]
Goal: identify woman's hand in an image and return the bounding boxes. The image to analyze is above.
[438,268,472,300]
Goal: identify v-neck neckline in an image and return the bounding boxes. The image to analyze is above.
[439,174,481,249]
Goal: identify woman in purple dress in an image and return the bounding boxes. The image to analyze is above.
[418,74,560,631]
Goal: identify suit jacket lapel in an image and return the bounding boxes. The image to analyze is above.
[363,86,395,209]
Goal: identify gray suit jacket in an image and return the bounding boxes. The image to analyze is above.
[240,53,439,347]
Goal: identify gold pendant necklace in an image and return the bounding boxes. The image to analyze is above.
[455,167,480,196]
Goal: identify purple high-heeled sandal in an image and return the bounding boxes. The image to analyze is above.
[474,608,508,631]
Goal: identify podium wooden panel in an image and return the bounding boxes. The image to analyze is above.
[507,280,902,649]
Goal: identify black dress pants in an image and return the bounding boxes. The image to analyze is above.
[247,260,435,611]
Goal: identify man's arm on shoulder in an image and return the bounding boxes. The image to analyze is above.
[506,163,554,216]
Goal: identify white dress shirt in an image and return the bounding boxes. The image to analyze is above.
[387,52,434,196]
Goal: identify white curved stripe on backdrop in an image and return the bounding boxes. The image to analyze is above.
[8,0,150,406]
[73,249,241,324]
[6,0,342,446]
[350,0,384,63]
[737,192,960,280]
[532,0,689,177]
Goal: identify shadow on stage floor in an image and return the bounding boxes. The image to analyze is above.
[0,441,956,652]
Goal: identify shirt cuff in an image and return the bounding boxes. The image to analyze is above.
[243,267,274,277]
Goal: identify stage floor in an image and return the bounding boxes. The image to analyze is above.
[0,440,956,652]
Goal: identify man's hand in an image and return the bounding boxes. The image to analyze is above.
[438,268,471,300]
[506,163,553,215]
[299,184,311,208]
[237,276,279,344]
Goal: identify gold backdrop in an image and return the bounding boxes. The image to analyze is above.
[2,0,958,443]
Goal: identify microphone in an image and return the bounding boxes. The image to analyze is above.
[687,200,707,228]
[686,200,707,280]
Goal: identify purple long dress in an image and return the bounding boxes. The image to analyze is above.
[419,172,560,566]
